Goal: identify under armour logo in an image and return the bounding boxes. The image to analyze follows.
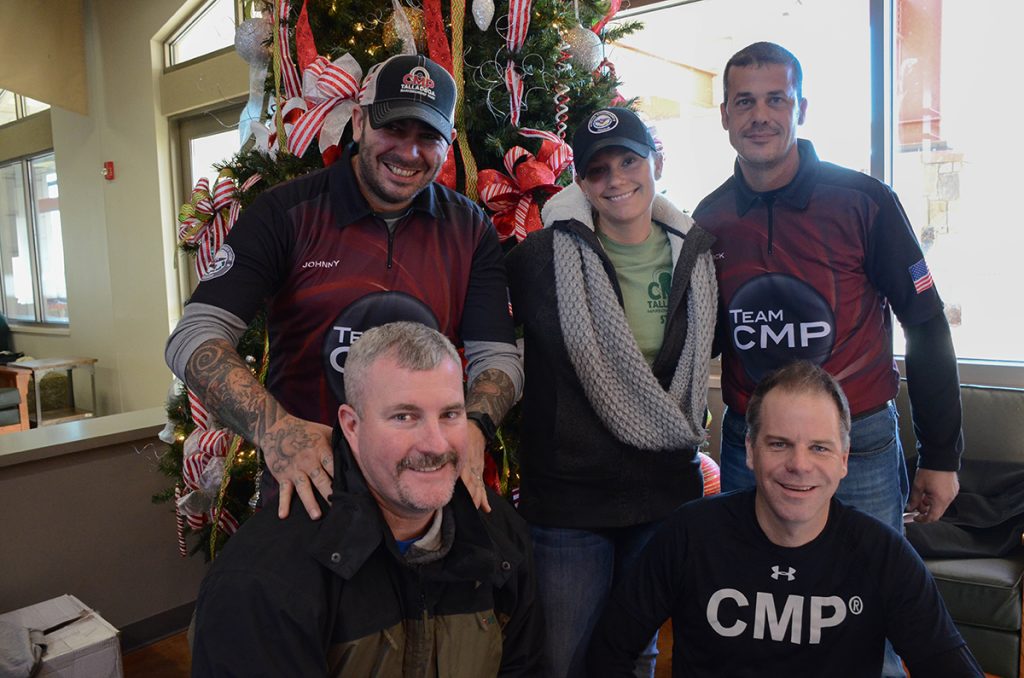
[770,566,796,581]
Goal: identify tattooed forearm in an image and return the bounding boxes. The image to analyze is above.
[465,368,516,424]
[185,338,288,444]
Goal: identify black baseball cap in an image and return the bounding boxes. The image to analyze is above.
[358,54,457,139]
[572,107,657,175]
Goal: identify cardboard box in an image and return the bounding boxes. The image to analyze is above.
[0,595,123,678]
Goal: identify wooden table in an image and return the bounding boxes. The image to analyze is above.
[9,357,98,427]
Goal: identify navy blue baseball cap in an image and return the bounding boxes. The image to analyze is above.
[573,107,657,174]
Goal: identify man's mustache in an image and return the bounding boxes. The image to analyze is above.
[397,450,459,472]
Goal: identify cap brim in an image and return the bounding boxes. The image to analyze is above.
[369,100,453,139]
[576,137,653,174]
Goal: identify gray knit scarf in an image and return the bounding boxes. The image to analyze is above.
[550,188,717,451]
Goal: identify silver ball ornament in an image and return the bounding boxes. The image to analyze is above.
[235,17,272,66]
[565,25,603,72]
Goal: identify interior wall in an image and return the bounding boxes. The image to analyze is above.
[7,0,246,416]
[0,0,88,115]
[0,428,208,630]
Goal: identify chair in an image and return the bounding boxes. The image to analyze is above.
[898,384,1024,678]
[0,365,30,433]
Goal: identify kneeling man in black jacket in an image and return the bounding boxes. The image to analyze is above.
[193,322,541,677]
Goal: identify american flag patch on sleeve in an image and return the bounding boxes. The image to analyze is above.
[908,258,934,294]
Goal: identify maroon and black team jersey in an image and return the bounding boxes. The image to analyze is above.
[693,140,943,417]
[189,144,515,426]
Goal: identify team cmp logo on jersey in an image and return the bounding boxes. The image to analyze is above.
[321,291,440,403]
[727,273,835,383]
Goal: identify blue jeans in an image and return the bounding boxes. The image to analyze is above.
[530,522,661,678]
[720,401,910,677]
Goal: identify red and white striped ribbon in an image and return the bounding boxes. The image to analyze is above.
[185,511,206,531]
[177,426,240,535]
[511,197,533,241]
[287,54,362,157]
[519,127,573,176]
[215,509,240,536]
[211,175,234,210]
[228,173,263,226]
[195,222,224,279]
[503,0,531,126]
[180,174,233,278]
[181,172,255,280]
[504,61,524,126]
[277,0,302,100]
[505,0,531,53]
[188,388,208,430]
[478,127,572,241]
[176,180,212,245]
[182,429,231,491]
[174,485,188,556]
[501,145,530,175]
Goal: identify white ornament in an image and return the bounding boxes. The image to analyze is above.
[234,17,271,66]
[158,421,177,445]
[159,378,184,444]
[565,25,602,72]
[472,0,495,31]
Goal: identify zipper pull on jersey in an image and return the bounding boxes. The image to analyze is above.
[377,209,411,269]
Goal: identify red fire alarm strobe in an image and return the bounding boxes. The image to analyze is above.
[102,161,115,181]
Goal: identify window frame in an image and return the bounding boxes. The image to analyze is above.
[0,150,67,327]
[0,90,51,129]
[615,0,1023,388]
[164,0,246,70]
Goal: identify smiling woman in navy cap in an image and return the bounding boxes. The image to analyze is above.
[505,106,718,677]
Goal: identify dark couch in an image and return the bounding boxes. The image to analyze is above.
[897,384,1024,678]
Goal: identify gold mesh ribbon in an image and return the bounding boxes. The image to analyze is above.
[271,1,289,151]
[450,0,479,200]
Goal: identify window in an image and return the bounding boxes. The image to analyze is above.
[0,90,50,127]
[0,152,67,324]
[166,0,239,67]
[888,1,1021,366]
[610,0,869,212]
[610,0,1022,381]
[22,97,49,117]
[0,91,15,126]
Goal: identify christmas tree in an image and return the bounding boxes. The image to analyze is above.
[156,0,640,559]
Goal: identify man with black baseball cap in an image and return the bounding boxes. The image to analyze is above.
[359,53,457,140]
[166,53,521,527]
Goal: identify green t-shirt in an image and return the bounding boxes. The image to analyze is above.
[598,225,673,365]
